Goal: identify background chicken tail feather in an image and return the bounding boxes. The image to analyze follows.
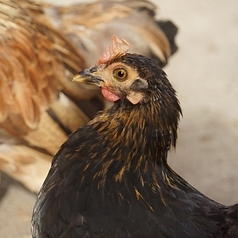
[157,20,179,56]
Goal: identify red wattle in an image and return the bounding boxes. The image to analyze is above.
[101,88,120,102]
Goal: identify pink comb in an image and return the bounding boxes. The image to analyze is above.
[96,35,130,65]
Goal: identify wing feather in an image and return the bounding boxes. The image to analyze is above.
[44,0,177,66]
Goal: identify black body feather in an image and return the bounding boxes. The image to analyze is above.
[32,54,236,238]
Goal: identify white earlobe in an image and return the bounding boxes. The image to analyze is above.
[126,92,143,104]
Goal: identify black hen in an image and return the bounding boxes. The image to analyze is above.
[31,36,238,238]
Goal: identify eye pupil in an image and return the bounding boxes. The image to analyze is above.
[118,70,124,78]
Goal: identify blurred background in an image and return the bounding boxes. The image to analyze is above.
[0,0,238,237]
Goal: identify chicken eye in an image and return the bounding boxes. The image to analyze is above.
[113,68,128,81]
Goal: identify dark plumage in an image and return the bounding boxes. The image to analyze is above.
[32,37,238,238]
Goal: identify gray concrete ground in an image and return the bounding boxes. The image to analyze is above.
[0,0,238,237]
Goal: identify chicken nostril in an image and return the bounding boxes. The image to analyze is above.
[89,67,98,73]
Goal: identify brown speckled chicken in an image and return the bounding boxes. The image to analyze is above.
[0,0,178,192]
